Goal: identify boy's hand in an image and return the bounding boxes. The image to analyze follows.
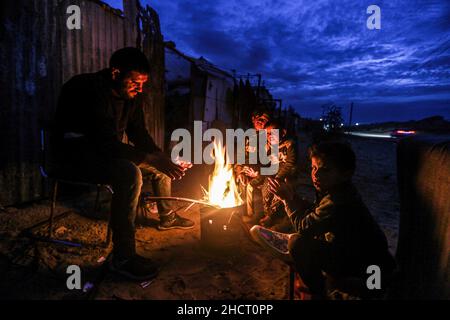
[242,166,259,178]
[145,152,186,180]
[267,177,295,201]
[236,173,248,185]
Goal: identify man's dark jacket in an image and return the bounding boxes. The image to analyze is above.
[54,69,160,164]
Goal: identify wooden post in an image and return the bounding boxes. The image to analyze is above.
[123,0,139,47]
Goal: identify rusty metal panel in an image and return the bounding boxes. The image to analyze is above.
[0,0,165,206]
[139,4,166,151]
[0,0,56,206]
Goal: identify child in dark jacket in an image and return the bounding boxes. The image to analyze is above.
[267,141,396,298]
[251,120,297,231]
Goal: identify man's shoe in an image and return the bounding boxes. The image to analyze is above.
[109,255,159,281]
[158,211,195,230]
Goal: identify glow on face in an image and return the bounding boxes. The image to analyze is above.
[121,71,149,99]
[310,156,345,192]
[252,115,269,130]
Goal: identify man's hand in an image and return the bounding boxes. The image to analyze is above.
[177,159,193,170]
[267,177,295,201]
[145,152,186,180]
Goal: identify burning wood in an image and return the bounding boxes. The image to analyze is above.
[203,140,243,208]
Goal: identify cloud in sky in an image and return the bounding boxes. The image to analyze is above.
[105,0,450,122]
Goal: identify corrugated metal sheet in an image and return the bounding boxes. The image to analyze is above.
[140,4,166,151]
[0,0,165,206]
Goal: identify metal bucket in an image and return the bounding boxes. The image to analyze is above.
[200,204,245,252]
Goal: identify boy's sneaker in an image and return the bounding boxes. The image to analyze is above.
[109,255,159,281]
[158,211,195,230]
[250,225,294,263]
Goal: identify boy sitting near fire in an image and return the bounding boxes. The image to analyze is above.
[235,110,270,222]
[251,141,396,299]
[239,119,298,232]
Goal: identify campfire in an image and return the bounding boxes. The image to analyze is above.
[203,140,243,208]
[200,140,245,251]
[144,139,246,251]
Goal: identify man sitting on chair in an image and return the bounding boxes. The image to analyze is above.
[53,47,193,281]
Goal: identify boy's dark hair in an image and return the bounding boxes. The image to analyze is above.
[109,47,150,75]
[251,109,271,119]
[265,118,289,137]
[266,118,283,129]
[308,141,356,174]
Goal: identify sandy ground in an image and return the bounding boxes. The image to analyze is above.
[0,134,399,300]
[349,136,400,255]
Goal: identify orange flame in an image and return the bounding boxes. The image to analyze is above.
[203,140,243,208]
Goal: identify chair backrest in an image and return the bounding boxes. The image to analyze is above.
[39,128,48,178]
[39,124,59,178]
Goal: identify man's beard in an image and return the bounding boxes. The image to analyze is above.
[125,91,138,99]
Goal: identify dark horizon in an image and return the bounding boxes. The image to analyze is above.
[302,100,450,124]
[104,0,450,123]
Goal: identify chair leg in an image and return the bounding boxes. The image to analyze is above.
[48,180,58,237]
[137,195,144,218]
[105,227,112,247]
[103,185,114,247]
[94,184,102,212]
[289,265,295,300]
[104,219,112,247]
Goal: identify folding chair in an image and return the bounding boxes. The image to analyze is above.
[34,126,113,247]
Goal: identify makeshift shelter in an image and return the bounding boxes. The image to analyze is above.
[394,135,450,299]
[164,45,236,136]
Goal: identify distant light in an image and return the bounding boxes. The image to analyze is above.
[355,123,359,126]
[396,130,416,135]
[340,123,344,127]
[319,118,323,121]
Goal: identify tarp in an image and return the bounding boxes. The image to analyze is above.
[395,135,450,299]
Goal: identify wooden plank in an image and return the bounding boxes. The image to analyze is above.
[106,7,112,64]
[98,5,106,69]
[87,1,96,72]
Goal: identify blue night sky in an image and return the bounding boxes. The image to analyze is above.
[104,0,450,123]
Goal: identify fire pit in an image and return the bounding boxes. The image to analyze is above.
[200,204,245,251]
[145,141,251,252]
[200,140,245,252]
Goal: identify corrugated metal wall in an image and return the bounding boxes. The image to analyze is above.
[0,0,165,206]
[140,4,166,151]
